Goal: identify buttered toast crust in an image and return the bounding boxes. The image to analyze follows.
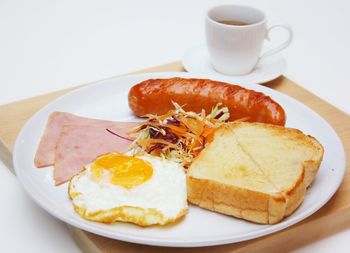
[187,122,324,224]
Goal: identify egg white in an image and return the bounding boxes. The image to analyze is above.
[68,154,188,226]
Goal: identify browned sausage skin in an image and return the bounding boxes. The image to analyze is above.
[128,78,286,126]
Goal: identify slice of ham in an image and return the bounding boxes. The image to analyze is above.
[34,112,137,167]
[54,125,134,185]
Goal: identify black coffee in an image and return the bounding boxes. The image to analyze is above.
[218,20,249,26]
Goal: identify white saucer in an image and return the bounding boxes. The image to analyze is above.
[182,45,286,84]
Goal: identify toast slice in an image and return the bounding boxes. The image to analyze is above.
[187,122,324,224]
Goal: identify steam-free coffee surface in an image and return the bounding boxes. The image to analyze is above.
[218,20,249,26]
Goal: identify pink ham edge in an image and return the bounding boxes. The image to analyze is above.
[34,112,138,167]
[54,125,135,185]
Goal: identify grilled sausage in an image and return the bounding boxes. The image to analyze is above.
[128,78,286,126]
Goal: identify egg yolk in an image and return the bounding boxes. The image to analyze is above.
[90,153,153,189]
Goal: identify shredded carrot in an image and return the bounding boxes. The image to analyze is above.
[137,138,179,150]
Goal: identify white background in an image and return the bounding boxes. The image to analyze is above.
[0,0,349,252]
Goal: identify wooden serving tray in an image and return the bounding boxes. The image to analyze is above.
[1,62,349,252]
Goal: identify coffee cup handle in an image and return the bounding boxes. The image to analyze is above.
[259,24,293,60]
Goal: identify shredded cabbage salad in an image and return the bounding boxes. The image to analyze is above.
[126,102,235,168]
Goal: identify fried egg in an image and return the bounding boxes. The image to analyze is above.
[68,153,188,226]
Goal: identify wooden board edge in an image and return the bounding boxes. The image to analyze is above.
[0,140,14,173]
[0,61,185,110]
[68,226,102,253]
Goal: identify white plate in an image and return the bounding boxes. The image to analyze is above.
[13,72,345,247]
[182,45,286,84]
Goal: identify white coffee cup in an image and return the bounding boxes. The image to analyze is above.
[206,5,293,75]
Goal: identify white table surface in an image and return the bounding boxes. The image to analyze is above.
[0,0,349,252]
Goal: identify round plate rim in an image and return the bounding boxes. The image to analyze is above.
[13,72,346,247]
